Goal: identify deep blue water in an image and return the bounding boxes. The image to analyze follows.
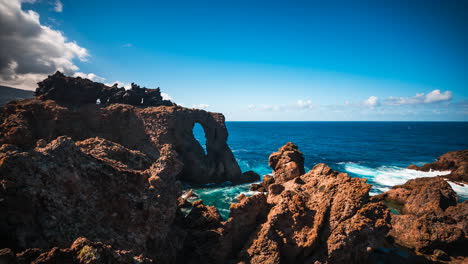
[191,122,468,219]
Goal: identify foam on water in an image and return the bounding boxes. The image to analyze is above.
[340,162,466,201]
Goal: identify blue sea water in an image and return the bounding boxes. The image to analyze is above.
[191,122,468,219]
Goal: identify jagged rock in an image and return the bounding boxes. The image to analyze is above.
[375,177,468,260]
[0,73,242,183]
[374,177,458,216]
[35,71,173,107]
[408,150,468,182]
[250,174,275,192]
[237,163,391,263]
[268,142,305,183]
[0,136,182,260]
[2,237,155,264]
[76,137,153,170]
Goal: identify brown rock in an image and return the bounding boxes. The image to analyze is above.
[268,142,305,183]
[250,174,275,192]
[0,136,181,260]
[9,237,155,264]
[408,150,468,182]
[0,73,241,184]
[237,163,391,263]
[376,177,468,260]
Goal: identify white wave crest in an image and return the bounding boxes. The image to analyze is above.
[342,162,451,187]
[341,162,467,200]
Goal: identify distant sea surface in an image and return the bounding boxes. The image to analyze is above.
[190,122,468,219]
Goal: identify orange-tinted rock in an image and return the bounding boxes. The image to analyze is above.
[376,177,467,260]
[268,142,305,183]
[408,150,468,182]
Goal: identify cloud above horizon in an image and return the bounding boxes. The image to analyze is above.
[0,0,89,90]
[384,90,452,105]
[192,104,210,109]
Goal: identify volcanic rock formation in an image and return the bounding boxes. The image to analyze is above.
[374,177,468,262]
[408,150,468,183]
[1,73,467,263]
[268,142,305,183]
[0,72,242,184]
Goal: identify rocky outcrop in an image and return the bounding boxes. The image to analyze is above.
[35,71,173,107]
[0,73,246,263]
[0,237,155,264]
[269,142,305,183]
[0,72,242,184]
[238,163,391,263]
[250,174,275,192]
[1,72,467,263]
[408,150,468,182]
[375,177,467,262]
[0,136,182,260]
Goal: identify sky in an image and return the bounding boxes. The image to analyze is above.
[0,0,467,121]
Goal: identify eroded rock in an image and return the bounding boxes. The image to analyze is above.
[268,142,305,183]
[408,150,468,182]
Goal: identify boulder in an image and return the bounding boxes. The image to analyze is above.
[375,177,468,260]
[268,142,305,183]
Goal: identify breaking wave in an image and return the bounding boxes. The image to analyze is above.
[340,162,466,201]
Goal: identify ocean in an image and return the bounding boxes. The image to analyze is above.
[190,121,468,219]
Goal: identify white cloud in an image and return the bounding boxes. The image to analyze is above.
[364,96,379,107]
[0,0,88,90]
[297,99,314,109]
[53,0,62,12]
[104,81,131,90]
[73,72,105,82]
[384,90,452,105]
[161,92,172,101]
[122,43,132,48]
[424,90,452,103]
[192,104,209,109]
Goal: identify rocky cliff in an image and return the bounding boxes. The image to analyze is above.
[0,73,466,263]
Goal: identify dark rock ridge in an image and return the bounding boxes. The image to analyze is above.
[408,150,468,183]
[1,73,467,263]
[35,71,173,107]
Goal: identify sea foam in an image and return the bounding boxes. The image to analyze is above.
[341,162,466,201]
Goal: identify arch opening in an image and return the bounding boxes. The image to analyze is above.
[192,122,207,155]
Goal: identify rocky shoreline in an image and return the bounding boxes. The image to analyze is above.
[0,73,466,263]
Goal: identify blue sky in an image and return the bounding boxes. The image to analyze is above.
[1,0,467,120]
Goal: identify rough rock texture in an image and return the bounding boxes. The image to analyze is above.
[408,150,468,182]
[0,237,154,264]
[238,163,391,264]
[0,73,245,263]
[250,174,275,192]
[269,142,305,183]
[0,73,242,184]
[0,136,182,260]
[375,177,468,262]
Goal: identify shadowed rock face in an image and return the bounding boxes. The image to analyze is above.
[408,150,468,183]
[35,71,173,107]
